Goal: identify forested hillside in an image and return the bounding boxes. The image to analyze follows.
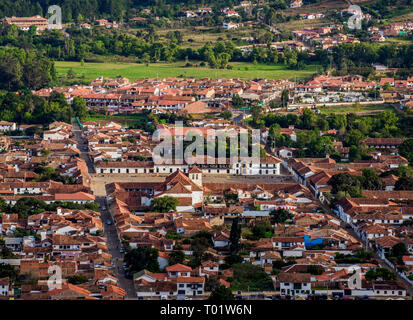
[0,0,240,21]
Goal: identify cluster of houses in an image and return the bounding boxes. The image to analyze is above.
[103,161,411,299]
[78,119,282,176]
[33,76,294,115]
[368,22,413,42]
[292,26,361,51]
[0,122,130,300]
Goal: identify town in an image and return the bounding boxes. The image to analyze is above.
[0,0,413,302]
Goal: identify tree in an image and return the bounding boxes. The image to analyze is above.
[360,168,384,190]
[71,96,88,120]
[0,263,18,281]
[399,138,413,164]
[151,196,178,213]
[306,265,324,275]
[329,173,363,198]
[221,110,232,120]
[270,208,293,224]
[232,93,245,108]
[208,285,234,300]
[251,104,263,126]
[124,247,160,273]
[168,250,185,266]
[281,89,289,108]
[300,108,315,129]
[68,274,89,285]
[229,218,241,254]
[231,263,273,291]
[395,177,413,190]
[390,243,408,259]
[365,267,396,281]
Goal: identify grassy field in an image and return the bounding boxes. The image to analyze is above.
[55,61,320,81]
[156,26,258,49]
[318,104,395,114]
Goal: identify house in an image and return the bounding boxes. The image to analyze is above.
[375,236,401,258]
[212,230,231,248]
[4,15,49,31]
[272,237,305,250]
[360,138,406,150]
[177,276,205,298]
[0,277,10,296]
[225,9,240,18]
[165,264,192,278]
[223,22,239,30]
[184,11,198,18]
[0,121,17,132]
[278,273,312,297]
[48,283,94,300]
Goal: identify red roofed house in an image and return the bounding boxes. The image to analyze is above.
[177,276,205,298]
[166,263,192,278]
[48,283,94,300]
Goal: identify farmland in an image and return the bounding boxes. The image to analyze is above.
[54,61,320,82]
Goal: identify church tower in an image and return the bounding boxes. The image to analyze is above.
[188,166,203,187]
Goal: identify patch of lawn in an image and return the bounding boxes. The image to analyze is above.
[318,104,395,114]
[55,61,320,82]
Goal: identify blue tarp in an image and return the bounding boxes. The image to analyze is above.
[304,234,323,248]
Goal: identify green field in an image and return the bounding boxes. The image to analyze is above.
[55,61,320,82]
[318,104,395,114]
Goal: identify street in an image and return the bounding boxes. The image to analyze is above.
[72,119,136,299]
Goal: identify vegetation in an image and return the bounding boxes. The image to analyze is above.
[365,267,397,281]
[0,263,18,282]
[0,196,99,219]
[208,285,234,300]
[334,249,374,264]
[168,250,185,266]
[270,208,293,224]
[34,165,75,184]
[230,263,273,291]
[229,218,241,254]
[67,274,89,285]
[55,61,318,82]
[151,196,178,213]
[124,246,160,274]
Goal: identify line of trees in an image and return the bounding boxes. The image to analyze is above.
[0,90,87,125]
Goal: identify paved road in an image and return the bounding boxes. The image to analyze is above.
[71,119,136,299]
[95,196,136,298]
[72,118,95,173]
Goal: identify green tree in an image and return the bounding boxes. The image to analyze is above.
[68,274,89,285]
[229,218,242,255]
[0,263,18,281]
[208,285,234,300]
[71,96,88,120]
[300,108,315,129]
[329,173,363,198]
[151,196,178,213]
[124,247,160,273]
[270,208,293,224]
[399,138,413,164]
[395,176,413,190]
[360,168,384,190]
[168,250,185,266]
[232,94,244,108]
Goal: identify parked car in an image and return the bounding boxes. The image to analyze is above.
[106,219,112,225]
